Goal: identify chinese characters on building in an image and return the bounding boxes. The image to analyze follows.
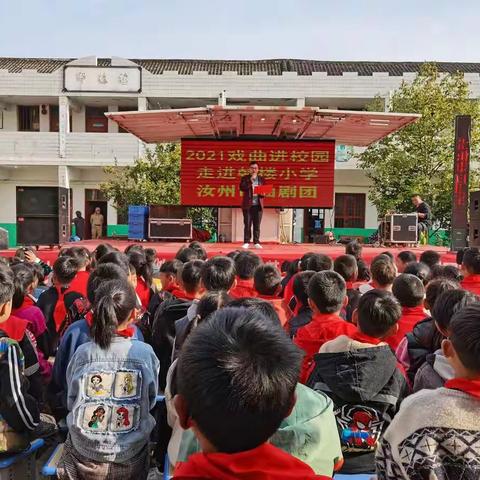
[181,140,335,208]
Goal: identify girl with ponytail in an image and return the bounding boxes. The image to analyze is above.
[58,278,159,479]
[127,249,154,309]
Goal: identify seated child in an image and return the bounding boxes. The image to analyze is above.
[173,308,330,479]
[0,263,56,450]
[396,278,459,384]
[286,270,315,338]
[387,273,426,350]
[63,246,91,297]
[346,240,371,282]
[334,254,360,322]
[37,255,79,349]
[306,253,333,272]
[460,247,480,295]
[174,260,205,301]
[294,271,356,383]
[413,288,477,392]
[229,251,261,298]
[419,250,441,269]
[188,241,207,261]
[254,264,289,325]
[127,249,154,309]
[376,304,480,479]
[395,251,416,273]
[403,261,431,286]
[309,289,407,474]
[57,278,159,479]
[176,246,200,263]
[11,262,52,381]
[359,254,397,294]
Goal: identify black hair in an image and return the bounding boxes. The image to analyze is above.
[160,259,182,275]
[419,250,441,269]
[61,246,91,269]
[392,273,425,308]
[462,247,480,275]
[307,270,346,314]
[430,264,463,282]
[93,243,115,264]
[234,251,262,280]
[397,251,417,265]
[411,193,422,198]
[184,291,231,338]
[299,252,316,271]
[254,264,282,296]
[424,278,459,310]
[189,241,207,261]
[127,250,153,287]
[249,161,259,167]
[11,263,35,309]
[53,255,79,286]
[226,250,241,261]
[31,262,45,284]
[175,246,199,264]
[370,255,397,287]
[0,263,15,305]
[456,247,466,266]
[14,247,34,261]
[201,256,236,291]
[91,279,137,350]
[144,248,157,265]
[449,304,480,373]
[432,289,478,332]
[334,254,358,283]
[345,240,362,260]
[381,251,395,261]
[403,261,431,286]
[97,251,130,275]
[87,263,128,303]
[227,297,279,324]
[177,308,301,453]
[306,253,333,272]
[292,271,316,307]
[357,259,371,282]
[280,260,290,274]
[124,244,144,255]
[357,290,402,338]
[180,260,204,294]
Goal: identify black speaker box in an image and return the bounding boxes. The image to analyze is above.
[469,219,480,247]
[470,191,480,221]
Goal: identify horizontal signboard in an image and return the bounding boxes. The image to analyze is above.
[64,66,141,93]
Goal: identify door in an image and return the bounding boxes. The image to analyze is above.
[84,189,108,239]
[85,106,108,133]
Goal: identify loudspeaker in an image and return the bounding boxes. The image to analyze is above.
[149,218,192,240]
[469,219,480,247]
[16,187,70,246]
[385,214,417,243]
[470,191,480,221]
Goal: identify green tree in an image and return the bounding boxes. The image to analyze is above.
[101,143,216,234]
[358,63,480,231]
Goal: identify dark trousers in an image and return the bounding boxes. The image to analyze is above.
[243,205,263,244]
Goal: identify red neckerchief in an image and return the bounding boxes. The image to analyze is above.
[445,378,480,399]
[461,274,480,285]
[12,295,35,313]
[345,281,356,290]
[350,330,383,345]
[85,311,135,338]
[402,306,427,316]
[0,315,28,341]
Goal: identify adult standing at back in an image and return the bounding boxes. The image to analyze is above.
[72,211,85,240]
[90,207,104,240]
[240,161,266,249]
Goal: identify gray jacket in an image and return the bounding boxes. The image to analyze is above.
[66,336,159,463]
[413,350,454,393]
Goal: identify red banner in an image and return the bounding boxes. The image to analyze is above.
[180,139,335,207]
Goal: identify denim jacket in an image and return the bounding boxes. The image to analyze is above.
[66,336,159,463]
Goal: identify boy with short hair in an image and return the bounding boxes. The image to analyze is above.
[377,304,480,479]
[460,247,480,295]
[366,255,397,293]
[307,253,333,272]
[387,273,426,350]
[254,264,289,325]
[173,309,329,479]
[230,251,261,298]
[334,254,360,322]
[396,251,416,273]
[175,260,205,301]
[294,271,356,383]
[419,249,441,269]
[201,256,236,292]
[309,290,407,474]
[346,241,371,282]
[403,261,431,286]
[159,259,183,294]
[286,270,315,338]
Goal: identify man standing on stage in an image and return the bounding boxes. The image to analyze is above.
[412,194,432,240]
[72,210,85,240]
[90,207,104,240]
[240,162,266,249]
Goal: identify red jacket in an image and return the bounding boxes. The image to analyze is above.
[386,305,426,351]
[461,275,480,296]
[230,278,257,299]
[257,294,288,326]
[174,442,330,480]
[294,313,356,383]
[136,276,151,309]
[68,271,90,298]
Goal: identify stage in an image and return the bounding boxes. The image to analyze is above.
[1,240,458,266]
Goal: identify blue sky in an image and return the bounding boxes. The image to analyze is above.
[2,0,479,61]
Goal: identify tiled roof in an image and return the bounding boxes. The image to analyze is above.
[0,57,479,76]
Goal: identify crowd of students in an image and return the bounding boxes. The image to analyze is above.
[0,240,480,479]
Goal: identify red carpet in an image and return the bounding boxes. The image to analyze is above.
[1,240,457,266]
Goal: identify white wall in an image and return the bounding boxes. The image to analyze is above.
[39,105,49,132]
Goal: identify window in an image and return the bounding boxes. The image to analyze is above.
[334,193,366,228]
[18,106,40,131]
[49,105,72,133]
[85,106,108,133]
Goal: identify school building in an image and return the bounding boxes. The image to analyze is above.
[1,56,479,246]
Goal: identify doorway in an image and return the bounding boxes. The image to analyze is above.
[303,208,328,243]
[84,189,108,239]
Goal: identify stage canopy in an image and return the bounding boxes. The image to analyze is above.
[105,106,420,147]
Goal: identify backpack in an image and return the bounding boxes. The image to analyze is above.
[57,292,89,339]
[151,298,191,391]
